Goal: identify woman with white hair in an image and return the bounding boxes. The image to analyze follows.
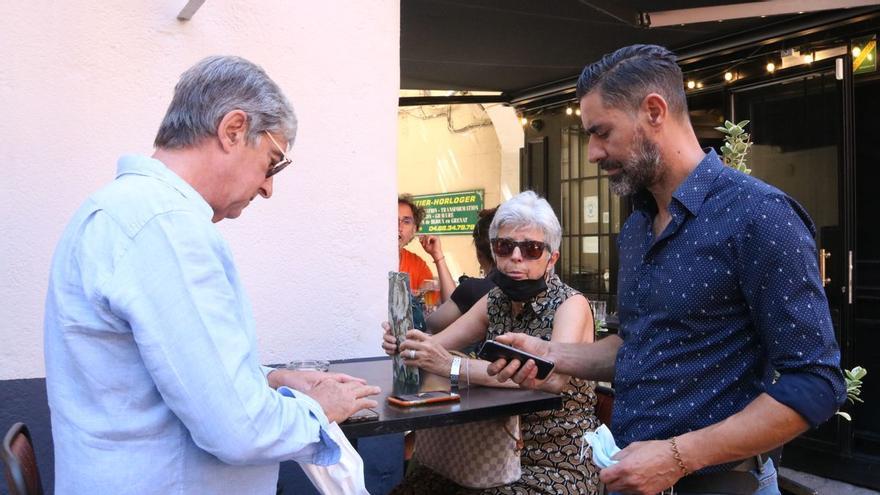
[383,191,600,495]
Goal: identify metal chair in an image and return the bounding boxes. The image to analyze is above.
[2,422,44,495]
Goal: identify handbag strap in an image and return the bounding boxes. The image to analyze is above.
[502,417,524,452]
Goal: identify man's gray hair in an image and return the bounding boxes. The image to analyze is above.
[490,191,562,253]
[154,55,297,149]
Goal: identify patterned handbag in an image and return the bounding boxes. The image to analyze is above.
[413,415,523,489]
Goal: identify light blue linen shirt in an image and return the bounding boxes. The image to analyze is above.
[44,155,339,494]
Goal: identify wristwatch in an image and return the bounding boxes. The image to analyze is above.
[449,356,462,392]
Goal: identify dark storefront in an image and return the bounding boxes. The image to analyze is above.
[515,12,880,490]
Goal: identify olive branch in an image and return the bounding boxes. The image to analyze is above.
[836,366,867,421]
[715,119,753,175]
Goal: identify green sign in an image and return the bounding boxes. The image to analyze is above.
[853,35,877,75]
[413,190,484,235]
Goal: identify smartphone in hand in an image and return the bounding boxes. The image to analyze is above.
[387,390,461,407]
[477,340,555,380]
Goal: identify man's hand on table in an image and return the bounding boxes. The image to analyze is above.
[599,439,684,495]
[485,332,552,389]
[304,380,381,424]
[268,369,380,423]
[268,368,366,392]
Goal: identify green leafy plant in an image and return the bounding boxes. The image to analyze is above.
[836,366,867,421]
[715,120,753,174]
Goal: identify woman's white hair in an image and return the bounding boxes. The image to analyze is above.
[489,191,561,252]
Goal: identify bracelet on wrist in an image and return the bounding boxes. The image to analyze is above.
[449,356,462,392]
[669,436,690,476]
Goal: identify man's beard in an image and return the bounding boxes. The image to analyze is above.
[601,129,662,196]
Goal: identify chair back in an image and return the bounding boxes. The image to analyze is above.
[2,423,44,495]
[595,385,615,426]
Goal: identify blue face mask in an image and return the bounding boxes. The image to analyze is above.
[489,269,548,302]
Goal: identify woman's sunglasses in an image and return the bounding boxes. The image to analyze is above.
[490,238,550,260]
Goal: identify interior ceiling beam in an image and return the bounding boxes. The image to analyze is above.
[576,1,644,27]
[399,94,508,107]
[644,0,880,28]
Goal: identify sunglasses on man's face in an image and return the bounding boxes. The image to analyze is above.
[263,131,293,178]
[491,238,550,260]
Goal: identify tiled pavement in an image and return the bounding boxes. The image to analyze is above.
[780,467,879,495]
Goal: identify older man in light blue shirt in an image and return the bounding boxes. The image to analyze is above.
[44,56,380,494]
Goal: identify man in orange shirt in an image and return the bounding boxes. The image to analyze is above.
[398,194,455,302]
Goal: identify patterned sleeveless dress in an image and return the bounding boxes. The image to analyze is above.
[391,275,601,495]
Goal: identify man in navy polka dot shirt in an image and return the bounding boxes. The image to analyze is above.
[488,44,846,495]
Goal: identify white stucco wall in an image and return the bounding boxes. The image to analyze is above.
[0,1,400,380]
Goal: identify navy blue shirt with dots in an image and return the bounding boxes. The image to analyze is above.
[612,150,846,464]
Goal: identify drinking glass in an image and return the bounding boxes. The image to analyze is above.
[418,278,441,316]
[286,359,330,372]
[591,300,607,331]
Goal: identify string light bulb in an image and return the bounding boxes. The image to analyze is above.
[803,53,814,64]
[575,108,581,117]
[724,72,734,82]
[696,82,704,89]
[520,117,528,126]
[766,62,776,73]
[687,80,696,89]
[852,46,862,58]
[565,107,573,116]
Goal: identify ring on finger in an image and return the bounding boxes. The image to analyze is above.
[409,349,416,360]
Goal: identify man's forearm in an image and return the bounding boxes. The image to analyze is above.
[550,334,621,382]
[677,393,809,472]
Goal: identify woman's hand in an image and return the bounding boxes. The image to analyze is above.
[399,329,453,376]
[381,321,399,356]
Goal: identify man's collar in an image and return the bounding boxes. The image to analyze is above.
[671,149,724,216]
[116,155,214,220]
[631,149,724,217]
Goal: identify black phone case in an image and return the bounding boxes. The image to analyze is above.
[343,408,379,424]
[477,340,555,379]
